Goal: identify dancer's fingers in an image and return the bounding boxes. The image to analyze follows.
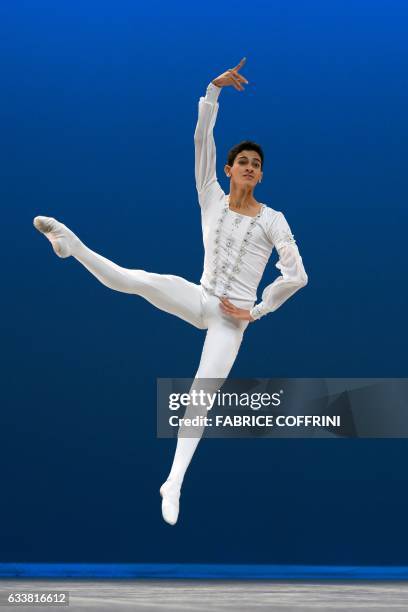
[230,80,242,92]
[221,307,238,318]
[220,298,238,313]
[234,71,249,84]
[220,300,251,321]
[227,68,241,86]
[228,71,244,91]
[232,57,246,71]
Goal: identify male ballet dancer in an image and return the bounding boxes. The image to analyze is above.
[34,58,308,525]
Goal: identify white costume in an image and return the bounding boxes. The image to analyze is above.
[196,83,308,321]
[33,81,308,526]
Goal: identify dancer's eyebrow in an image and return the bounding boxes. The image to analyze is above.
[237,155,261,163]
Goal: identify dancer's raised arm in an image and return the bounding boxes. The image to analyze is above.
[194,58,248,207]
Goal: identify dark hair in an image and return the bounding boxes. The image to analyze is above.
[227,140,264,169]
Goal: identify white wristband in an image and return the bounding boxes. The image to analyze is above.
[250,304,266,321]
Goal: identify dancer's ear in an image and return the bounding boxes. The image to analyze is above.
[224,164,232,178]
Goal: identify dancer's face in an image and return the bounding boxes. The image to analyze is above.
[225,150,263,188]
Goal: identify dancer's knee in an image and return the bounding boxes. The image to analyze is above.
[114,268,153,294]
[104,267,143,294]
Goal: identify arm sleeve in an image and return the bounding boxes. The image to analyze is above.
[194,82,225,208]
[250,212,308,321]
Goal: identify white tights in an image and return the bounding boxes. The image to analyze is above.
[73,241,250,488]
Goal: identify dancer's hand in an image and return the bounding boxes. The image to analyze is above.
[212,58,249,91]
[219,297,254,321]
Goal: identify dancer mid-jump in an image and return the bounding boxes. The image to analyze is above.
[34,58,308,526]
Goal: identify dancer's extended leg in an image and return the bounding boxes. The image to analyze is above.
[34,216,246,526]
[33,216,204,328]
[160,318,246,525]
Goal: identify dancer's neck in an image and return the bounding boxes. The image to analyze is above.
[228,184,260,214]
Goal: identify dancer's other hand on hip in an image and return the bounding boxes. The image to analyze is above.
[212,57,249,91]
[219,297,254,321]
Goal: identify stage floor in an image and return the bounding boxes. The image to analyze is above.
[0,579,408,610]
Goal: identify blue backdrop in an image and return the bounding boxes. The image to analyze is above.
[1,0,407,565]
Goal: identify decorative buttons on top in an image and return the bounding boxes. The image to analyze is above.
[209,203,265,299]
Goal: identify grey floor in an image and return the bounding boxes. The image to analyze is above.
[1,580,408,611]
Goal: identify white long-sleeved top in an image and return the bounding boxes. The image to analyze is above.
[194,82,308,320]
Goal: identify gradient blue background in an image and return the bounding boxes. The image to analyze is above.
[1,0,408,565]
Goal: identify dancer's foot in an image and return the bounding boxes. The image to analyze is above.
[160,479,181,526]
[33,216,81,258]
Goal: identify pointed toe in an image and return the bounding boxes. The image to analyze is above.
[33,216,53,233]
[33,216,79,258]
[161,499,179,525]
[160,480,181,526]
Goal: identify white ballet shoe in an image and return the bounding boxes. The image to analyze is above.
[160,480,181,526]
[33,216,80,258]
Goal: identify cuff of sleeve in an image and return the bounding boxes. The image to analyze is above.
[206,82,222,103]
[250,303,267,321]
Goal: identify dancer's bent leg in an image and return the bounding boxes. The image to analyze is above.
[160,318,247,525]
[33,216,204,329]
